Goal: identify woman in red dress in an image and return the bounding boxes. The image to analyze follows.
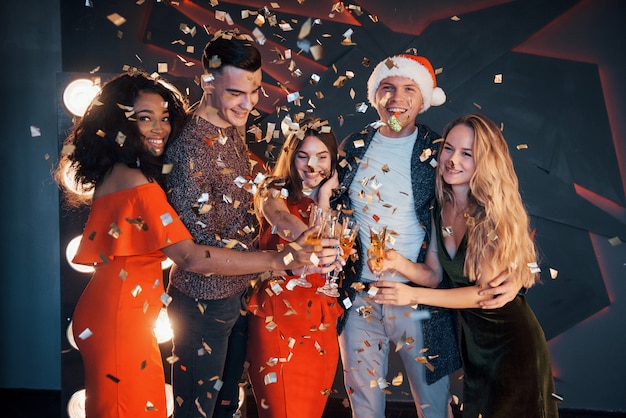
[56,72,321,418]
[247,118,345,418]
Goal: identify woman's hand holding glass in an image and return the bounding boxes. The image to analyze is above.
[293,204,331,288]
[316,210,343,296]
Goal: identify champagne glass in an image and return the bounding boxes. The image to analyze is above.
[339,218,360,260]
[295,204,327,288]
[316,210,341,296]
[320,217,360,297]
[369,224,387,279]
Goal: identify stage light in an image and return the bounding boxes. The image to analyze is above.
[63,78,100,117]
[67,307,172,352]
[66,236,172,273]
[154,307,173,344]
[67,389,85,418]
[161,257,174,270]
[65,235,95,274]
[60,162,94,200]
[67,384,174,417]
[66,320,78,350]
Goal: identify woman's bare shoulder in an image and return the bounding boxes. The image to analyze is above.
[94,164,150,198]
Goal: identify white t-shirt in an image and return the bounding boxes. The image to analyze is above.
[349,130,425,282]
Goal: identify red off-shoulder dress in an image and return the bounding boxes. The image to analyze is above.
[247,197,343,418]
[72,183,192,418]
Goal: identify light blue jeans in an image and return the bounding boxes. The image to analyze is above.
[338,291,451,418]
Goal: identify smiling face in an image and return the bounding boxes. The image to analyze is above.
[439,123,476,189]
[373,76,424,137]
[134,91,172,156]
[203,65,262,128]
[294,135,333,190]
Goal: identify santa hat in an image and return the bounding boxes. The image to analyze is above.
[367,54,446,113]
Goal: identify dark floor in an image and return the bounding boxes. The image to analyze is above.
[2,388,625,418]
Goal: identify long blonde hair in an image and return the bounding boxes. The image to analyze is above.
[436,113,539,288]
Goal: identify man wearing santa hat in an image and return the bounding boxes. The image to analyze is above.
[332,53,520,418]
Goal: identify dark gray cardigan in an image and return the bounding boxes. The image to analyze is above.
[332,122,461,385]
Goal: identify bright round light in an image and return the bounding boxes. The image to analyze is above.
[61,161,94,199]
[68,307,173,351]
[154,307,173,344]
[66,235,95,274]
[66,320,78,350]
[161,257,174,270]
[67,385,174,417]
[63,78,101,117]
[67,389,86,418]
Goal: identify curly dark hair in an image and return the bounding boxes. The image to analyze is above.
[56,70,188,206]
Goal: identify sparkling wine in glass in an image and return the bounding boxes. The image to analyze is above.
[317,210,341,296]
[319,218,360,297]
[340,219,360,259]
[295,205,327,288]
[369,224,387,279]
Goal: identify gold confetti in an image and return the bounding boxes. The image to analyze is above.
[283,251,294,266]
[527,262,541,274]
[288,242,302,251]
[162,163,173,174]
[310,44,323,61]
[125,216,147,231]
[395,331,407,352]
[108,223,121,239]
[131,284,142,297]
[516,144,528,150]
[298,17,312,39]
[106,13,126,26]
[415,356,435,372]
[608,236,622,246]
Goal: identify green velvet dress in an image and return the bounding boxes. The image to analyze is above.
[434,207,559,418]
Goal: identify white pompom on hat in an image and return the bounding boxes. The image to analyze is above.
[367,54,446,114]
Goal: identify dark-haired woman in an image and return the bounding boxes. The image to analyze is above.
[56,71,321,418]
[247,118,345,418]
